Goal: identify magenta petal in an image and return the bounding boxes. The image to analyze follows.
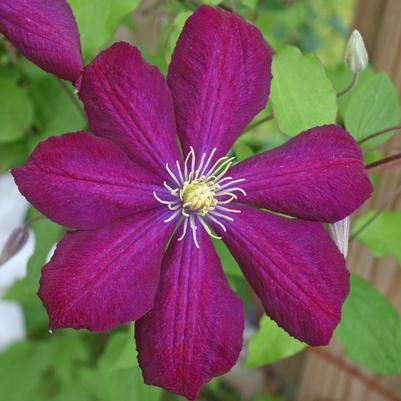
[12,132,160,230]
[0,0,82,82]
[167,5,272,161]
[229,125,373,222]
[135,228,244,400]
[209,206,349,346]
[39,208,176,332]
[79,42,181,176]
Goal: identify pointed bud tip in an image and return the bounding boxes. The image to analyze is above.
[0,226,30,266]
[344,29,368,73]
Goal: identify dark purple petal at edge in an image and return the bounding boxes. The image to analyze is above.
[136,228,244,400]
[229,125,373,223]
[167,5,272,162]
[209,205,350,346]
[39,208,177,332]
[0,0,82,82]
[12,132,161,230]
[79,42,181,177]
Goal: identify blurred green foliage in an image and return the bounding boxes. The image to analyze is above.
[69,0,141,58]
[0,76,33,143]
[344,74,401,145]
[246,315,306,367]
[1,0,401,400]
[336,275,401,375]
[353,211,401,265]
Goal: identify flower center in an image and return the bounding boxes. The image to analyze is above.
[181,179,218,215]
[153,147,246,248]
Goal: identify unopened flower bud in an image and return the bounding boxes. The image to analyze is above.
[344,30,368,73]
[329,216,351,258]
[0,226,30,266]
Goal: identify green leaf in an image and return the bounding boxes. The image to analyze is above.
[233,140,254,161]
[202,0,223,5]
[213,240,249,306]
[344,73,401,146]
[326,65,374,119]
[213,239,242,277]
[240,0,258,10]
[0,140,28,173]
[270,46,337,135]
[50,331,90,386]
[81,367,162,401]
[80,330,162,401]
[363,150,382,187]
[0,77,33,143]
[22,302,49,333]
[18,58,48,82]
[99,330,137,371]
[165,11,192,64]
[68,0,140,57]
[0,342,52,401]
[336,275,401,374]
[48,386,89,401]
[28,76,86,150]
[352,211,401,265]
[246,315,306,367]
[0,64,21,83]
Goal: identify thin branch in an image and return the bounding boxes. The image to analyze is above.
[350,183,401,240]
[24,215,45,227]
[351,209,383,240]
[358,125,401,145]
[352,155,401,239]
[57,79,86,119]
[337,72,358,97]
[366,152,401,175]
[243,113,274,133]
[311,348,400,401]
[4,39,18,65]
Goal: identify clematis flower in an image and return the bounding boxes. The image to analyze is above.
[9,5,372,400]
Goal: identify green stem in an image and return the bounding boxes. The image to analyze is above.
[358,125,401,145]
[337,72,358,97]
[57,79,86,119]
[24,215,44,227]
[365,152,401,174]
[350,184,401,240]
[352,155,401,239]
[243,113,274,133]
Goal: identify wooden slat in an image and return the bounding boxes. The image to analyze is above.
[353,0,386,56]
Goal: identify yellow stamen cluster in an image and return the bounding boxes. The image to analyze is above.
[153,147,247,248]
[181,178,219,216]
